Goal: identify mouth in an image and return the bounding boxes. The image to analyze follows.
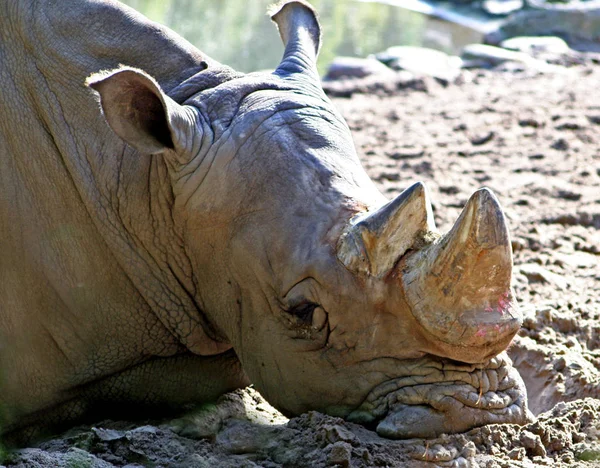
[347,352,533,439]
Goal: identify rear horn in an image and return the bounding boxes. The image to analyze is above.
[336,182,437,277]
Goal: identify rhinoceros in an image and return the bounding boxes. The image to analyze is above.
[0,0,532,444]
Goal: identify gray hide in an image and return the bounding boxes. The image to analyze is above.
[0,0,250,439]
[0,0,530,443]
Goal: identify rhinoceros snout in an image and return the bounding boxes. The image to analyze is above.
[347,353,533,439]
[337,184,521,364]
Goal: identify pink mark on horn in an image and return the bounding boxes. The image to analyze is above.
[496,291,513,316]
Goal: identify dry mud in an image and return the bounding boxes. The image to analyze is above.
[5,65,600,467]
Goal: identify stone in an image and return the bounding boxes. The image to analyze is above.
[326,441,352,467]
[520,431,547,458]
[318,424,358,446]
[500,36,570,56]
[167,388,287,439]
[483,0,523,16]
[518,263,568,290]
[92,427,125,442]
[215,420,276,455]
[462,44,541,67]
[551,138,569,151]
[375,46,462,82]
[575,444,600,462]
[470,130,495,146]
[507,446,526,460]
[485,4,600,46]
[323,56,393,81]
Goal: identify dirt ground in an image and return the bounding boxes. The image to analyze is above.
[5,64,600,467]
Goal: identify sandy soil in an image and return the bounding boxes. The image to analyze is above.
[4,64,600,467]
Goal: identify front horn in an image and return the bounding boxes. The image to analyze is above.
[402,188,522,355]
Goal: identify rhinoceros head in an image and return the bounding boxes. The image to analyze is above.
[88,1,531,438]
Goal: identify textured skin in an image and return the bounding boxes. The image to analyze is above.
[0,0,530,443]
[0,1,247,441]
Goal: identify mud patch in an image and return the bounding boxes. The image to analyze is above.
[4,389,600,467]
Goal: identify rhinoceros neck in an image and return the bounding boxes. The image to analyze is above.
[0,0,233,417]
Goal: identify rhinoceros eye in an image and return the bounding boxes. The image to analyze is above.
[288,302,317,324]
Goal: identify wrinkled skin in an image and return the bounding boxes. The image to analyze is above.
[0,0,531,444]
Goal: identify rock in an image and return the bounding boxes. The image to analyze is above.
[166,387,286,439]
[92,427,125,442]
[387,147,425,160]
[493,60,529,72]
[551,138,569,151]
[482,0,523,16]
[323,57,393,81]
[511,238,527,252]
[375,46,462,82]
[500,36,570,57]
[216,420,276,455]
[469,130,495,145]
[322,72,427,98]
[520,431,547,458]
[575,444,600,462]
[65,448,115,468]
[518,263,568,290]
[556,189,581,201]
[318,424,358,446]
[462,44,552,71]
[326,441,352,467]
[461,58,495,69]
[542,211,600,229]
[519,116,545,128]
[554,118,588,131]
[507,446,526,460]
[485,4,600,46]
[461,43,569,72]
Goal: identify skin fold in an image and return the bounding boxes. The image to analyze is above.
[0,0,531,444]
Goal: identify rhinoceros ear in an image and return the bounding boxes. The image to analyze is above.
[87,67,190,155]
[270,0,321,78]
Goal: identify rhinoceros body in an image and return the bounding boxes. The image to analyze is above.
[0,0,531,443]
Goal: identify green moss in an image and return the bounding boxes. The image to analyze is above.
[576,448,600,461]
[65,449,95,468]
[0,444,11,465]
